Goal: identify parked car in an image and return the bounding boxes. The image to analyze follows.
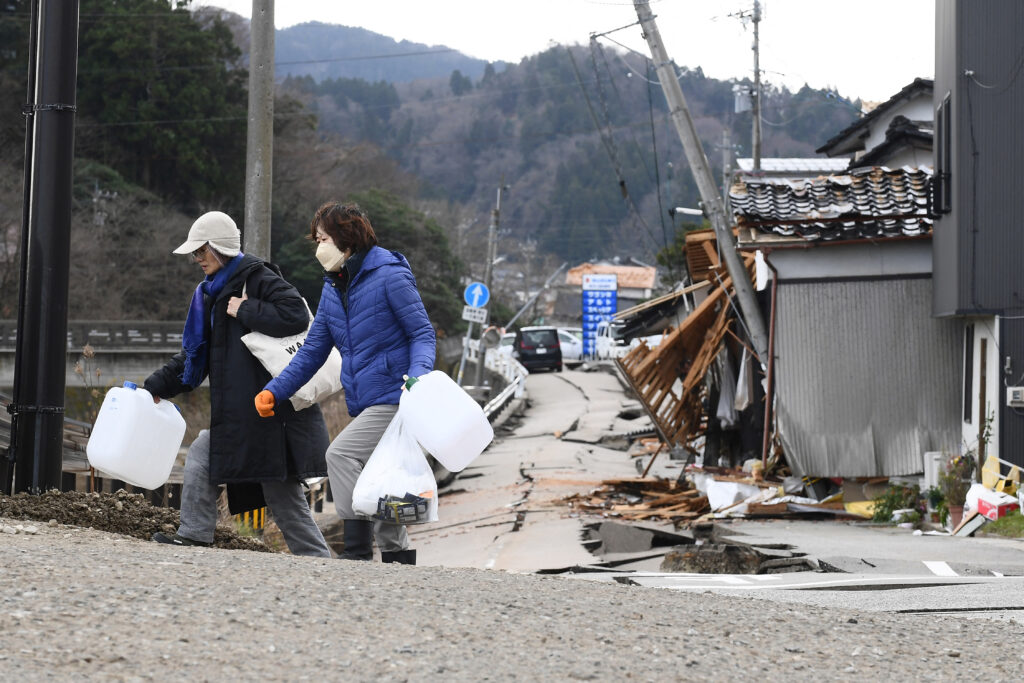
[595,320,628,360]
[513,326,563,372]
[496,332,515,359]
[557,328,584,366]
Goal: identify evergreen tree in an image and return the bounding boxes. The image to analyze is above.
[75,0,248,211]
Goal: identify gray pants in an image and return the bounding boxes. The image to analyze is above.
[325,404,409,553]
[178,430,331,557]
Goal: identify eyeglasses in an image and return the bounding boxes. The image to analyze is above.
[192,245,210,260]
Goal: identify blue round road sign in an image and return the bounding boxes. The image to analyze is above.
[463,282,490,307]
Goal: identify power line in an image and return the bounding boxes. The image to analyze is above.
[566,46,662,253]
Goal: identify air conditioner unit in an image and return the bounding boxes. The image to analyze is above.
[1008,386,1024,408]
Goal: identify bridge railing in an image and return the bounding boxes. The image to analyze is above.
[0,320,184,352]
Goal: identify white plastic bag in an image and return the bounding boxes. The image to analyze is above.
[351,413,438,524]
[734,348,753,411]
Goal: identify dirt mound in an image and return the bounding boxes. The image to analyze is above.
[0,489,272,552]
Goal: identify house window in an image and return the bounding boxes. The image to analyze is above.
[934,93,952,215]
[963,324,974,423]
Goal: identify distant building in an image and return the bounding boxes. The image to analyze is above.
[817,77,934,170]
[735,157,851,180]
[550,261,658,328]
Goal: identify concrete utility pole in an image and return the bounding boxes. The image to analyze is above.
[243,0,274,260]
[721,129,732,217]
[751,0,762,170]
[632,0,770,363]
[4,0,81,494]
[473,182,508,387]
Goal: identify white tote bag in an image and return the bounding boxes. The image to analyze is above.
[240,285,343,410]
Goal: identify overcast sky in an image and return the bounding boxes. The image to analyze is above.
[196,0,935,103]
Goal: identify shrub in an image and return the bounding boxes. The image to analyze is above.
[871,483,924,524]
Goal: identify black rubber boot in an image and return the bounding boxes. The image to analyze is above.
[381,549,417,565]
[337,519,373,560]
[152,531,211,547]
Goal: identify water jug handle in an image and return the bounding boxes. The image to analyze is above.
[123,381,138,390]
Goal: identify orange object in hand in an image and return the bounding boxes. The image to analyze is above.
[254,389,276,417]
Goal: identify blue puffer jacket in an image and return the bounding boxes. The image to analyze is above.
[265,246,436,417]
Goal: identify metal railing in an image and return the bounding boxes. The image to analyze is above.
[0,320,184,352]
[460,336,527,420]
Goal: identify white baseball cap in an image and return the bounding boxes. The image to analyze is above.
[173,211,241,257]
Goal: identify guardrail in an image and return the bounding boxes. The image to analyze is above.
[459,337,528,420]
[0,320,184,352]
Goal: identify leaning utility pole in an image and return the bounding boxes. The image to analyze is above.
[632,0,769,363]
[243,0,274,260]
[751,0,762,170]
[4,0,81,494]
[473,182,508,387]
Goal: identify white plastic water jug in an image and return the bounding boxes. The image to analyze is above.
[399,370,494,472]
[86,381,187,490]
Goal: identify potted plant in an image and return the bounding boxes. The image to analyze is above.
[925,486,945,523]
[939,452,976,528]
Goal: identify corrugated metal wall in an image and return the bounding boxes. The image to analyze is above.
[775,278,963,477]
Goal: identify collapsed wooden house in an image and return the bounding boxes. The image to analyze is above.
[615,239,758,460]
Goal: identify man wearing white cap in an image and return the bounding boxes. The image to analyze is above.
[143,211,331,555]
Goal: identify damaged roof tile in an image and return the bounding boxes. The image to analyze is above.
[729,166,933,241]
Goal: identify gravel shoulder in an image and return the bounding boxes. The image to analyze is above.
[3,514,1023,681]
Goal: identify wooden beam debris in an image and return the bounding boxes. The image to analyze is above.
[564,477,710,524]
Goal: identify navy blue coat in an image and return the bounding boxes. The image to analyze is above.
[145,255,329,494]
[265,246,436,416]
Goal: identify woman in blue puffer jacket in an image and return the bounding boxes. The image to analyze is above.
[254,202,436,564]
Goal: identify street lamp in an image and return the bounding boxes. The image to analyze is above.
[669,206,704,217]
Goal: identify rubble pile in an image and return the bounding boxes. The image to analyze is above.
[565,477,709,525]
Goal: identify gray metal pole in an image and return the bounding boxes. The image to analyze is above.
[9,0,81,494]
[243,0,274,260]
[751,0,762,171]
[633,0,769,363]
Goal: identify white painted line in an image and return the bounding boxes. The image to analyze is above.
[923,561,958,577]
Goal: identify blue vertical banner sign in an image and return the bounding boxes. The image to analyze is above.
[581,273,617,357]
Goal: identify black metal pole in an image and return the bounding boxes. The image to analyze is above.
[8,0,80,494]
[2,0,40,495]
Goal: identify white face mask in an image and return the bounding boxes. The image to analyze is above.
[316,241,349,272]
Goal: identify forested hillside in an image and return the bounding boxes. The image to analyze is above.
[276,30,861,265]
[275,22,493,83]
[0,0,463,333]
[0,0,864,328]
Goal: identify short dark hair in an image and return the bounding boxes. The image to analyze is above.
[309,202,378,252]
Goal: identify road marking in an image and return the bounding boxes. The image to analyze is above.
[923,561,958,576]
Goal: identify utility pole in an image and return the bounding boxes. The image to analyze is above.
[632,0,769,363]
[473,182,508,387]
[4,0,81,494]
[243,0,274,260]
[751,0,762,170]
[721,129,732,217]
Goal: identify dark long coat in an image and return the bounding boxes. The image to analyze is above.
[145,255,329,508]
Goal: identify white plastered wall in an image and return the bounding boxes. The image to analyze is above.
[963,317,1001,457]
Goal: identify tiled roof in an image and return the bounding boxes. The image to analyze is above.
[736,158,851,174]
[850,115,933,169]
[565,263,658,289]
[817,78,933,156]
[729,166,933,241]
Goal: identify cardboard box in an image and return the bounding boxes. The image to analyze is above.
[977,497,1019,521]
